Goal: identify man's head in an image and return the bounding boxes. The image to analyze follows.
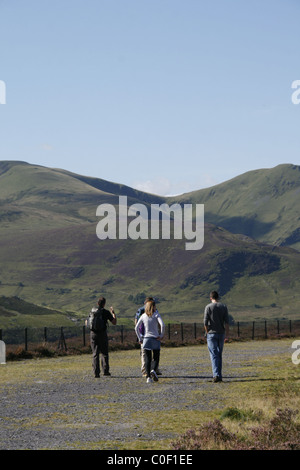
[210,291,219,301]
[98,296,106,308]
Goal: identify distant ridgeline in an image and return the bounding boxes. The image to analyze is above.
[0,161,299,323]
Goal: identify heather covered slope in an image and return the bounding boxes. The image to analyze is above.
[0,161,300,327]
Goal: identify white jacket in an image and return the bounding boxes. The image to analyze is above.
[135,311,165,342]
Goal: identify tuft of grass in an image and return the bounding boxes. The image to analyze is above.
[220,407,261,422]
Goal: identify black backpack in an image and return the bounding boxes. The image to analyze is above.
[88,307,106,332]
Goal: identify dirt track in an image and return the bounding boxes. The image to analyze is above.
[0,339,295,450]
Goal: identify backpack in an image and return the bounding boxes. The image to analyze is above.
[136,307,145,335]
[88,307,106,332]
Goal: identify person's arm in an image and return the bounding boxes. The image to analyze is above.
[135,315,143,343]
[110,306,117,325]
[157,314,165,339]
[204,306,209,335]
[224,306,229,340]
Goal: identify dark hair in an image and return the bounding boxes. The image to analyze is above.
[145,296,154,303]
[210,291,219,300]
[98,296,106,308]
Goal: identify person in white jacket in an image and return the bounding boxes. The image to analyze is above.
[135,299,165,383]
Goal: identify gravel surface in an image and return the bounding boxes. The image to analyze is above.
[0,339,294,450]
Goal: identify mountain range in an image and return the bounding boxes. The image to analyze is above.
[0,160,300,327]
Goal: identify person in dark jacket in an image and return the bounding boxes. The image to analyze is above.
[87,296,116,378]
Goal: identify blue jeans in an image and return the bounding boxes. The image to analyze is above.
[207,333,225,379]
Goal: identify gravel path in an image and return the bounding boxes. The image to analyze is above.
[0,339,294,450]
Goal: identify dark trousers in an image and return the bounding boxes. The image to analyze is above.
[144,348,160,378]
[90,331,109,376]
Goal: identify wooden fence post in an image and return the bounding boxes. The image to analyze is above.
[83,325,86,346]
[193,322,197,339]
[121,325,124,343]
[252,322,255,340]
[58,327,67,351]
[44,327,47,343]
[168,323,171,340]
[25,327,28,351]
[181,323,184,342]
[264,320,267,339]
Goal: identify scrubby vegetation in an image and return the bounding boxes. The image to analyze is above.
[171,408,300,450]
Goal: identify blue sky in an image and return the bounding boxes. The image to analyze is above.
[0,0,300,196]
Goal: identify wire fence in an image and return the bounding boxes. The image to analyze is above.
[1,319,300,355]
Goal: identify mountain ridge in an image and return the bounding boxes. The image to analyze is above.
[171,163,300,250]
[0,160,300,327]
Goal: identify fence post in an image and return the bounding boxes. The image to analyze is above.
[25,327,28,351]
[277,320,280,335]
[181,323,184,342]
[121,325,124,344]
[44,327,47,343]
[168,323,171,340]
[252,322,255,340]
[58,327,67,351]
[237,321,240,338]
[290,320,292,334]
[83,325,86,346]
[193,322,197,339]
[0,329,2,341]
[264,320,267,339]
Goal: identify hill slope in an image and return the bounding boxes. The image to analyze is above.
[0,160,300,326]
[172,164,300,251]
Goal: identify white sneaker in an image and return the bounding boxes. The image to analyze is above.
[150,370,158,382]
[146,377,153,383]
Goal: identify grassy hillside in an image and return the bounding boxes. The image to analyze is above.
[0,161,300,327]
[171,164,300,251]
[0,221,299,326]
[0,295,75,328]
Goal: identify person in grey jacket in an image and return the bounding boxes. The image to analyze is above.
[135,300,165,383]
[204,291,229,382]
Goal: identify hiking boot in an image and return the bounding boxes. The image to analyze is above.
[103,372,111,376]
[150,370,158,382]
[146,377,153,383]
[213,376,222,383]
[94,374,100,378]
